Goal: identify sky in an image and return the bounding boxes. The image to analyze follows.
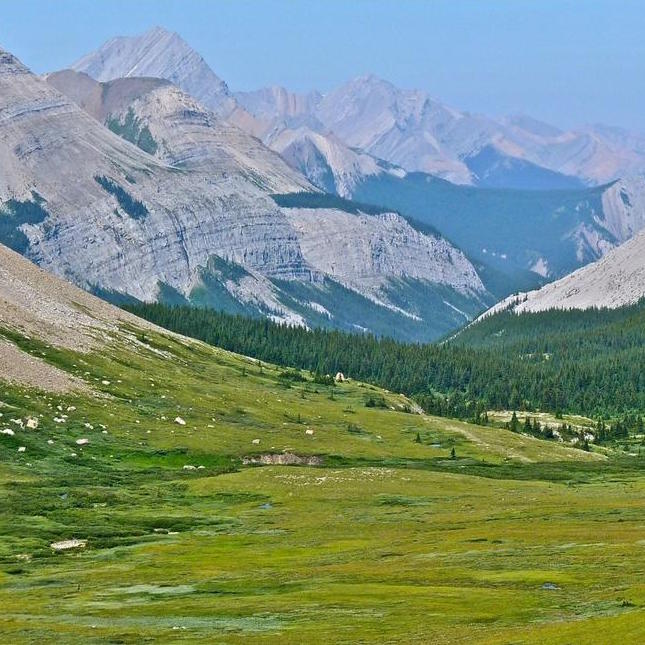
[2,0,645,131]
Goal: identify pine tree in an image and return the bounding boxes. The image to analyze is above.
[510,411,519,433]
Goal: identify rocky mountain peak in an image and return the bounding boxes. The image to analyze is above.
[0,49,30,76]
[71,26,232,114]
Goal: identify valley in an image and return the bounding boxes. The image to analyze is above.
[1,245,644,643]
[127,298,645,419]
[1,11,645,644]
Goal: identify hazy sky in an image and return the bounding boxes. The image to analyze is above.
[2,0,645,131]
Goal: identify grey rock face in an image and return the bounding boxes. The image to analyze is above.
[1,48,309,303]
[599,176,645,242]
[285,208,484,298]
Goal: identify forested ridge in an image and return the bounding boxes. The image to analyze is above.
[124,300,645,419]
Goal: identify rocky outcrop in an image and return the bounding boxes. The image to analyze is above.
[266,127,390,197]
[285,208,485,298]
[599,176,645,241]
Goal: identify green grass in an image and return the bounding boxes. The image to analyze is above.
[0,323,644,643]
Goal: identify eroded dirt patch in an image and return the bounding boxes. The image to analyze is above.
[243,453,323,466]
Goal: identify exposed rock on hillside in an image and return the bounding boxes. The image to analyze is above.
[480,229,645,313]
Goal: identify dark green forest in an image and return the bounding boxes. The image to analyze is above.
[124,299,645,421]
[94,176,148,219]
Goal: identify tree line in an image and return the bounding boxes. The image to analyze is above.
[124,300,645,420]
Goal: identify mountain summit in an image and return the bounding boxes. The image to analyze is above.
[71,26,233,114]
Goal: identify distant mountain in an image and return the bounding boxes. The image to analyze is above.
[320,75,645,187]
[71,26,234,115]
[501,118,645,186]
[234,85,324,133]
[238,76,483,187]
[234,86,412,197]
[480,227,645,314]
[234,81,586,196]
[463,145,585,190]
[0,49,490,342]
[45,70,308,189]
[315,75,495,184]
[72,28,645,195]
[265,126,401,197]
[241,75,645,190]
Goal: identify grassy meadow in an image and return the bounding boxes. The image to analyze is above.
[0,324,644,643]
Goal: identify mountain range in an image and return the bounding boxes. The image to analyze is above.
[0,46,490,342]
[73,28,645,193]
[235,76,645,190]
[70,29,645,246]
[0,26,644,342]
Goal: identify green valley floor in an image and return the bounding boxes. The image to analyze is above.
[1,324,644,643]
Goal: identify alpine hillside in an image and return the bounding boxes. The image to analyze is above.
[3,235,643,643]
[480,227,645,314]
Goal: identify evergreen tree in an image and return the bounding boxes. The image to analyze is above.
[510,411,519,433]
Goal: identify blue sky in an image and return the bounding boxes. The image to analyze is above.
[2,0,645,131]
